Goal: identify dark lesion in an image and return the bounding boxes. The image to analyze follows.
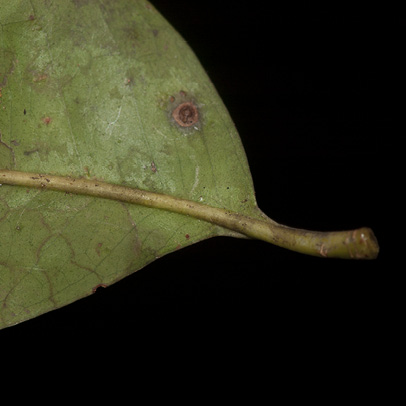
[168,90,201,130]
[0,52,18,88]
[23,148,39,156]
[172,101,199,128]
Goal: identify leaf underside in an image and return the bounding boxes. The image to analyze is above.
[0,0,265,328]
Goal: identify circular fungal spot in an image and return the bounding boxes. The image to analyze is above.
[172,102,199,127]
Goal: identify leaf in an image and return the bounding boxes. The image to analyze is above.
[0,0,378,329]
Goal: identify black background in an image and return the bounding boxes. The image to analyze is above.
[3,2,394,345]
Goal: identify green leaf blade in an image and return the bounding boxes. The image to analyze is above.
[0,0,379,329]
[0,0,262,328]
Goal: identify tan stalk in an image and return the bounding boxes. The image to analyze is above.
[0,169,379,259]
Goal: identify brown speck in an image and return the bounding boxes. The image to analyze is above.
[24,108,26,115]
[185,234,190,240]
[33,74,48,82]
[29,15,35,20]
[169,95,175,103]
[42,116,51,125]
[151,161,157,173]
[92,283,107,293]
[172,102,199,127]
[96,242,103,257]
